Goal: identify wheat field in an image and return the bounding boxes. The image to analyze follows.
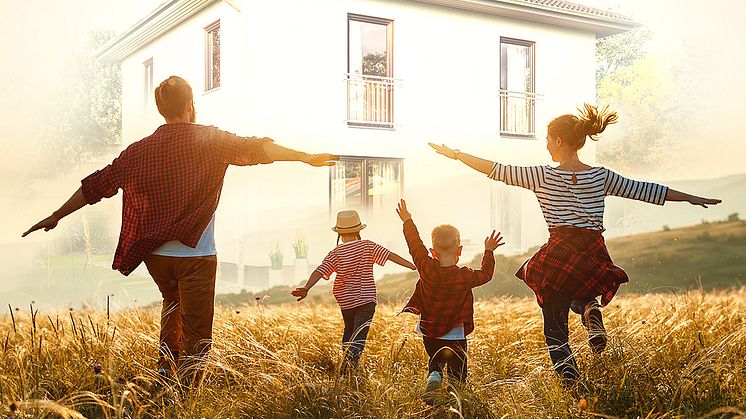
[1,289,745,418]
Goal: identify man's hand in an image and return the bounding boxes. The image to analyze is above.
[688,196,722,208]
[302,153,339,167]
[484,230,504,251]
[291,287,308,301]
[428,142,458,160]
[396,199,412,222]
[22,214,60,237]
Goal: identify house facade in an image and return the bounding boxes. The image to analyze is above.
[98,0,635,291]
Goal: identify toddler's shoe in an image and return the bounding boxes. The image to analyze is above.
[422,371,442,405]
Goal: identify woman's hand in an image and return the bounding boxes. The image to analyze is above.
[291,287,308,301]
[428,143,459,160]
[688,196,722,208]
[666,189,722,208]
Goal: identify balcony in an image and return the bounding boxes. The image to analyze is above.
[499,90,539,137]
[346,73,395,129]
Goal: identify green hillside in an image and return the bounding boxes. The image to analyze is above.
[216,220,746,307]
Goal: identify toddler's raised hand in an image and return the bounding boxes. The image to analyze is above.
[396,199,412,222]
[484,230,504,251]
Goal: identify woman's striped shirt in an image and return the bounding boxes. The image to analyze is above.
[488,163,669,231]
[315,239,391,310]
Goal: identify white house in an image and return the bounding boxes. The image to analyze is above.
[98,0,636,291]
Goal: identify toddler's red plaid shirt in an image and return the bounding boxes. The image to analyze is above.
[81,123,272,275]
[401,219,495,338]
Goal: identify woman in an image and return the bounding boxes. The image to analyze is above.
[429,103,721,383]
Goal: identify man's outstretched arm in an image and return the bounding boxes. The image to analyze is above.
[262,141,338,167]
[22,187,87,237]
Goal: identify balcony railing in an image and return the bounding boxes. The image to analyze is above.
[346,73,395,129]
[499,90,539,137]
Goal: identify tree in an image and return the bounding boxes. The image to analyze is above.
[596,56,678,174]
[31,31,122,258]
[595,27,692,176]
[362,52,387,77]
[42,31,121,174]
[596,27,651,89]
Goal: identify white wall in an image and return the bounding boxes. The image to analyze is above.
[119,0,598,283]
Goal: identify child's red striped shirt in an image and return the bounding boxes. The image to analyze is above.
[315,240,390,310]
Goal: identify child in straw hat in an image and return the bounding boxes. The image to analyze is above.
[291,210,415,373]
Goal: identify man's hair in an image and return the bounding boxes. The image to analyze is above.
[431,224,461,254]
[154,76,193,119]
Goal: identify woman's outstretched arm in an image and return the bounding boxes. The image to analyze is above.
[428,143,493,175]
[604,169,721,208]
[428,142,543,191]
[666,189,722,208]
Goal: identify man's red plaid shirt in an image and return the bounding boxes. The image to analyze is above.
[401,219,495,338]
[81,123,272,275]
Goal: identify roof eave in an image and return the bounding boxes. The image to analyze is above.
[409,0,640,38]
[96,0,220,64]
[97,0,638,64]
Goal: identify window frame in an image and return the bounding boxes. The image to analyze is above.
[143,58,153,109]
[499,37,536,138]
[328,155,404,215]
[346,14,395,129]
[204,20,221,93]
[346,13,394,77]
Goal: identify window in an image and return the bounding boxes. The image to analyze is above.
[330,157,402,215]
[346,14,394,128]
[205,20,220,91]
[500,38,536,137]
[143,58,153,108]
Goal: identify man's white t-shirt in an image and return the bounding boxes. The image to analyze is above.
[151,214,217,257]
[416,322,466,340]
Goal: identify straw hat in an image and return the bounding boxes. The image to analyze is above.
[332,210,367,234]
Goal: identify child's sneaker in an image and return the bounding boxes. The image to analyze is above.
[422,371,442,405]
[582,303,607,353]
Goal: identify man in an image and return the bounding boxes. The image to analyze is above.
[23,75,338,376]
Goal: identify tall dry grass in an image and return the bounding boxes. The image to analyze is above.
[1,289,745,418]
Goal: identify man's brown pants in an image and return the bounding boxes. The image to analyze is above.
[144,254,217,372]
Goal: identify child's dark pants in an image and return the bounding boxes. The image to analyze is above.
[542,294,598,382]
[340,302,376,370]
[422,337,468,383]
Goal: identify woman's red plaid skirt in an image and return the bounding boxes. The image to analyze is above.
[516,226,628,307]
